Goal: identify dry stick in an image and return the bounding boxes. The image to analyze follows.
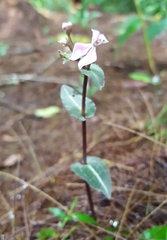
[116,181,137,240]
[0,74,76,86]
[113,186,167,198]
[9,124,42,175]
[138,90,159,215]
[0,172,99,239]
[61,225,78,240]
[80,222,99,240]
[89,223,126,240]
[127,198,167,238]
[102,119,167,148]
[8,156,70,198]
[67,183,167,199]
[82,72,96,219]
[22,191,31,240]
[0,171,67,211]
[0,191,14,235]
[18,121,42,174]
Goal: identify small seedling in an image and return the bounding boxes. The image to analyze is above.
[140,225,167,240]
[37,199,98,239]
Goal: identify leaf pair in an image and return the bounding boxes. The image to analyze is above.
[60,64,105,121]
[49,200,98,226]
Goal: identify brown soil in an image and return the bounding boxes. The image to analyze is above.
[0,2,167,239]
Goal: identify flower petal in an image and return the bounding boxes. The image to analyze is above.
[91,29,100,43]
[96,34,109,46]
[70,43,93,61]
[78,46,97,69]
[91,29,109,46]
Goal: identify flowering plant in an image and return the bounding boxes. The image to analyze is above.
[59,22,112,218]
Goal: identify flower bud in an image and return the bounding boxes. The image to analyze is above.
[62,22,73,35]
[58,38,68,47]
[58,50,71,64]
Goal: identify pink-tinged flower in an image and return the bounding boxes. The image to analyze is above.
[70,29,108,69]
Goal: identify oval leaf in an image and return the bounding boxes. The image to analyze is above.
[140,225,167,240]
[49,208,66,220]
[60,85,96,121]
[69,198,78,213]
[147,19,167,42]
[71,156,112,199]
[129,72,152,82]
[80,64,105,90]
[129,72,161,85]
[37,228,56,239]
[72,212,98,225]
[34,106,60,118]
[117,16,141,47]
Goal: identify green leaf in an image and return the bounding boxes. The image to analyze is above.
[84,0,103,4]
[71,156,112,199]
[37,228,56,240]
[140,225,167,240]
[72,212,98,225]
[0,42,9,56]
[147,18,167,42]
[117,16,141,47]
[129,72,161,85]
[145,105,167,134]
[87,85,98,97]
[34,106,61,118]
[58,50,71,64]
[129,72,152,82]
[60,85,96,121]
[48,208,66,220]
[88,11,101,21]
[105,236,115,240]
[80,64,105,90]
[69,198,78,214]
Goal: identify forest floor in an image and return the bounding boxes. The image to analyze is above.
[0,1,167,239]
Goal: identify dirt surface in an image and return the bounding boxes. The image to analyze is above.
[0,2,167,239]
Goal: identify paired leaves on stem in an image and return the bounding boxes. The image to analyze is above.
[60,64,105,121]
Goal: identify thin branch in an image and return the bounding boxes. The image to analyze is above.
[81,69,96,219]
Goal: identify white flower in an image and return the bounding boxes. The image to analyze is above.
[70,29,108,69]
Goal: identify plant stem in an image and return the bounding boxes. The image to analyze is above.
[134,0,157,75]
[67,35,74,51]
[82,71,96,219]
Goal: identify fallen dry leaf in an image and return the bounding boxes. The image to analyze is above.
[130,120,145,131]
[1,134,17,142]
[0,154,23,168]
